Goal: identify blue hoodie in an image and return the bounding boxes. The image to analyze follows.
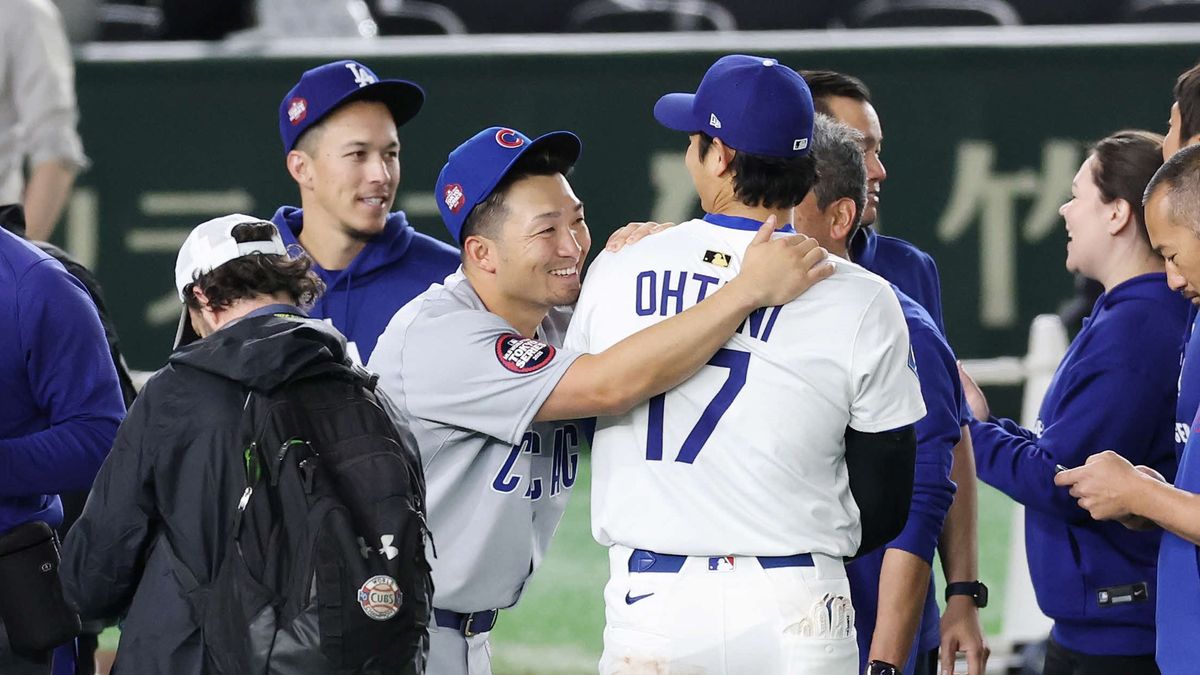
[272,206,460,363]
[847,287,959,673]
[850,225,963,653]
[1175,305,1200,461]
[0,228,124,534]
[971,273,1186,656]
[1157,405,1200,673]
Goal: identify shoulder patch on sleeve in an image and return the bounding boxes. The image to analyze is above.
[495,333,556,373]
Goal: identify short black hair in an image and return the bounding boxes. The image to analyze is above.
[1175,62,1200,142]
[798,70,873,115]
[459,148,575,243]
[1145,142,1200,234]
[697,132,818,209]
[811,114,867,223]
[183,222,324,311]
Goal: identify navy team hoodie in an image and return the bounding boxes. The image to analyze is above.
[272,206,460,363]
[0,228,124,535]
[971,273,1187,655]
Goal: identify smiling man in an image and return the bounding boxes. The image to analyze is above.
[271,60,459,364]
[368,125,832,675]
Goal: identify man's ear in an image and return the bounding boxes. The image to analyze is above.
[830,197,859,243]
[708,137,737,178]
[286,150,314,189]
[463,235,498,274]
[190,285,210,310]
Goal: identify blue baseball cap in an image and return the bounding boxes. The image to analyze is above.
[436,126,582,243]
[279,60,424,154]
[654,54,814,158]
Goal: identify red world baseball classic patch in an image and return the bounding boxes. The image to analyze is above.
[443,183,466,213]
[495,334,555,373]
[357,574,402,621]
[287,97,308,125]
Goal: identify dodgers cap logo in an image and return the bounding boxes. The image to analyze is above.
[278,60,425,154]
[653,54,814,158]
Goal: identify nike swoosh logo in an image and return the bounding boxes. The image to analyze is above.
[625,592,654,605]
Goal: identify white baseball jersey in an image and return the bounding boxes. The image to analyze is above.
[369,268,585,613]
[564,216,925,558]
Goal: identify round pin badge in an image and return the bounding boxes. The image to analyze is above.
[357,574,402,621]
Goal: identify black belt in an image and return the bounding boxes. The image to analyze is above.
[433,607,499,637]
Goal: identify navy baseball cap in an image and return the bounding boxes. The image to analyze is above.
[436,126,582,243]
[279,60,424,154]
[654,54,814,158]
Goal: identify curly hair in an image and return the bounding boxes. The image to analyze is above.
[182,222,324,311]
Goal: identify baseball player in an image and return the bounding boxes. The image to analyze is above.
[272,60,460,364]
[564,55,926,674]
[368,125,831,675]
[794,114,959,675]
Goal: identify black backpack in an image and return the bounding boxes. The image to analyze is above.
[189,361,433,675]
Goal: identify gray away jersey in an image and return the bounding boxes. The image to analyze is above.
[369,268,584,613]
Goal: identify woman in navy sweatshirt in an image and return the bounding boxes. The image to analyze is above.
[961,130,1188,675]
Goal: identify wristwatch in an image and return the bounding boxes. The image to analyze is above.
[945,580,989,608]
[866,660,902,675]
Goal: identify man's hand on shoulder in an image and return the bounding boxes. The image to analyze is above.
[605,220,676,252]
[726,216,833,309]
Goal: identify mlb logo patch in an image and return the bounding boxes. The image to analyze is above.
[793,138,808,151]
[703,250,731,268]
[708,556,735,572]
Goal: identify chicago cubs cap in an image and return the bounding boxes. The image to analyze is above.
[436,126,582,243]
[654,54,814,158]
[279,59,425,154]
[173,214,288,348]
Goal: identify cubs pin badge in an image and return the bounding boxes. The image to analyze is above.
[358,574,402,621]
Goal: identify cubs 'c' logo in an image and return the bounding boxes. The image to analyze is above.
[495,128,525,149]
[444,183,466,213]
[495,334,555,373]
[287,97,308,125]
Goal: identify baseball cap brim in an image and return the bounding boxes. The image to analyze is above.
[288,79,425,153]
[653,92,700,133]
[526,131,583,169]
[342,80,425,128]
[174,306,201,349]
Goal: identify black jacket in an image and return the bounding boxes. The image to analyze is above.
[60,313,362,674]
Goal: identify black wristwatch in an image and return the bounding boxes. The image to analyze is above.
[945,580,989,608]
[866,660,902,675]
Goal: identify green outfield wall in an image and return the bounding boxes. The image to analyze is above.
[66,29,1200,369]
